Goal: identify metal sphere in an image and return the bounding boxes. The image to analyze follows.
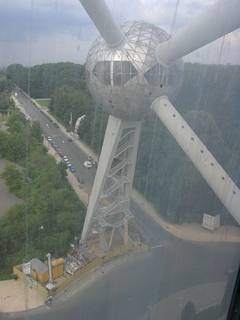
[86,21,183,121]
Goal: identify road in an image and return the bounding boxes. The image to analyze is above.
[14,90,96,193]
[6,89,240,320]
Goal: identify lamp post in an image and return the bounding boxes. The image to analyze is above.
[45,253,55,291]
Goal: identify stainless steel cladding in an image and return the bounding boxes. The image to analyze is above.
[86,21,183,120]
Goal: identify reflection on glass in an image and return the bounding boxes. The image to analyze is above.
[93,61,111,85]
[113,61,137,86]
[0,1,239,320]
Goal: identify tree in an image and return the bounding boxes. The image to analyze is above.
[1,164,24,197]
[0,112,86,273]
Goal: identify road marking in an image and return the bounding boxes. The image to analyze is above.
[151,242,168,249]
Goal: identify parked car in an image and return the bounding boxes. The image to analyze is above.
[53,122,59,128]
[86,155,97,168]
[69,165,76,173]
[84,160,93,169]
[91,160,98,168]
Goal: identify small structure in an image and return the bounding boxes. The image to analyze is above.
[30,258,49,283]
[22,262,31,275]
[51,258,64,279]
[202,213,220,231]
[20,257,65,284]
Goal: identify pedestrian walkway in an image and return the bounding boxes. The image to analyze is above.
[0,279,44,313]
[133,190,240,243]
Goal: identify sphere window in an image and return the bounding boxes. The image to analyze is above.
[93,61,137,86]
[144,63,166,86]
[93,61,111,85]
[168,64,182,86]
[113,61,137,86]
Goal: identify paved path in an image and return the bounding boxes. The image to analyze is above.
[133,190,240,243]
[0,279,44,313]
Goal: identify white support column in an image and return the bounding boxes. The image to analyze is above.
[155,0,240,64]
[108,227,115,250]
[46,253,53,284]
[151,96,240,225]
[81,115,141,242]
[78,0,125,48]
[124,218,129,246]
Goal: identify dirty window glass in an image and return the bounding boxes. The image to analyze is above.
[0,1,239,320]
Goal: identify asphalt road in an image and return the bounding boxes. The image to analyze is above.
[15,90,96,194]
[7,89,240,320]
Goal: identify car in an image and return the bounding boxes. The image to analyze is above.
[63,157,69,162]
[53,123,59,128]
[84,160,93,169]
[91,160,98,168]
[87,156,93,162]
[63,156,68,160]
[47,136,52,141]
[69,165,76,173]
[67,162,72,167]
[46,123,49,128]
[68,138,73,142]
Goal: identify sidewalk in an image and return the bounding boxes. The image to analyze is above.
[133,190,240,243]
[0,279,44,313]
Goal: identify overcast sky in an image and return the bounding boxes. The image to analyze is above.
[0,0,239,67]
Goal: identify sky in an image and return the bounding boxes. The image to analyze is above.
[0,0,239,67]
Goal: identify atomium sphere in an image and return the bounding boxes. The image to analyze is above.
[86,21,183,121]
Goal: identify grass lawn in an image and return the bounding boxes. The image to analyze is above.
[35,98,51,108]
